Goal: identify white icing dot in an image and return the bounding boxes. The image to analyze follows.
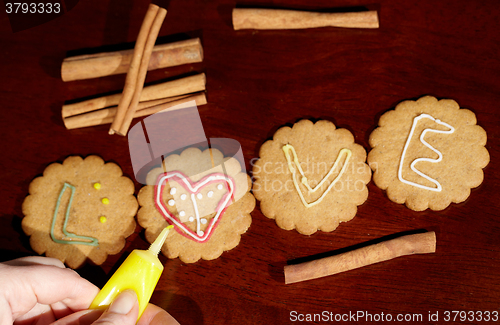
[188,216,194,222]
[179,211,185,217]
[197,230,204,236]
[207,191,213,197]
[197,193,203,199]
[217,184,223,190]
[181,194,187,200]
[170,187,176,195]
[168,199,175,206]
[200,218,207,224]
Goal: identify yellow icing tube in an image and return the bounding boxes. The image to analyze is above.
[90,225,173,320]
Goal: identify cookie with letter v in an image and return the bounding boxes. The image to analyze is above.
[367,96,490,211]
[252,120,371,235]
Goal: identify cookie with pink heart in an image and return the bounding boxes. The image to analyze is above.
[252,119,371,235]
[137,147,255,263]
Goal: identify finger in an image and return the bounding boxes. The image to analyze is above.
[14,308,55,325]
[27,266,98,308]
[12,303,53,325]
[0,297,14,325]
[3,264,98,320]
[5,257,74,320]
[4,256,65,268]
[50,309,103,325]
[17,299,87,322]
[92,290,139,325]
[138,304,180,325]
[51,300,82,320]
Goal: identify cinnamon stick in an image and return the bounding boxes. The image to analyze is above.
[63,94,191,129]
[63,92,206,129]
[117,6,168,136]
[284,232,436,284]
[61,39,203,82]
[110,3,160,135]
[62,73,206,118]
[233,8,379,30]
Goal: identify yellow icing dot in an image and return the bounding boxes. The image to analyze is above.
[101,198,110,205]
[93,183,101,190]
[99,216,107,223]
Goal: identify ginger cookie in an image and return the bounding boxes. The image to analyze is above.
[368,96,489,211]
[22,156,138,268]
[137,147,255,263]
[252,119,371,235]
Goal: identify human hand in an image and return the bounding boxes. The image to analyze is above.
[0,256,179,325]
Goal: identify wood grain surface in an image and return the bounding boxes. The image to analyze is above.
[1,0,499,324]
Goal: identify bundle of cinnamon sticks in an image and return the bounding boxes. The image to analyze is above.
[62,3,207,135]
[63,74,207,129]
[63,5,379,133]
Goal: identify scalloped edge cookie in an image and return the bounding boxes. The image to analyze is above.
[252,119,371,235]
[367,96,489,211]
[137,147,255,263]
[22,156,138,268]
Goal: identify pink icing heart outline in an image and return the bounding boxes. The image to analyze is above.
[155,171,235,243]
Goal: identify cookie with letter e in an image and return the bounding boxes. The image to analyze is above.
[137,147,255,263]
[22,156,138,268]
[252,119,371,235]
[367,96,490,211]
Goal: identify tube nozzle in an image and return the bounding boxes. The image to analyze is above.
[148,225,174,256]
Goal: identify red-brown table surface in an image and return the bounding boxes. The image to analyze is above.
[1,0,499,324]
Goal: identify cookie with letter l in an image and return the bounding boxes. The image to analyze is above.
[367,96,490,211]
[22,156,138,268]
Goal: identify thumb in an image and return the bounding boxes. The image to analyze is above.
[93,290,139,325]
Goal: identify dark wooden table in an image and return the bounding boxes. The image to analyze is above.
[1,0,499,324]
